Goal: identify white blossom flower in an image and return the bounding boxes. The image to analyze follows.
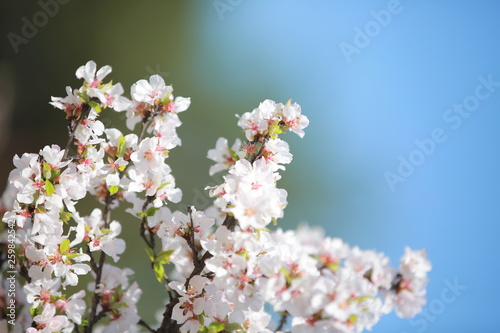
[207,137,243,176]
[76,60,112,87]
[131,75,172,104]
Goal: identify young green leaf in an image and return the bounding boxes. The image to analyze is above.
[116,135,127,158]
[155,250,174,265]
[145,247,155,262]
[109,186,119,195]
[207,322,225,333]
[45,180,55,196]
[228,148,240,161]
[59,239,71,254]
[42,161,52,180]
[225,323,243,331]
[60,210,73,223]
[154,262,165,283]
[146,206,158,217]
[88,100,102,113]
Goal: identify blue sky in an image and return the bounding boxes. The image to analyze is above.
[192,1,500,331]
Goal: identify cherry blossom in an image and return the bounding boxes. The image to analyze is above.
[76,60,112,88]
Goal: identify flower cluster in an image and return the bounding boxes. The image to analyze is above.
[207,99,305,230]
[0,61,431,333]
[1,61,187,332]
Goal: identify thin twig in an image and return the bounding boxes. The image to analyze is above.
[275,312,289,332]
[86,246,98,273]
[62,103,91,160]
[187,207,200,264]
[138,319,156,333]
[139,120,149,143]
[249,134,270,164]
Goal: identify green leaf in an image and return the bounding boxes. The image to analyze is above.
[146,206,158,217]
[51,168,61,180]
[225,323,243,331]
[60,210,73,223]
[100,228,112,235]
[77,92,88,102]
[355,295,372,304]
[29,306,36,316]
[88,100,102,113]
[238,249,249,259]
[327,262,340,272]
[280,267,292,284]
[116,135,127,158]
[59,239,71,254]
[228,148,240,162]
[35,205,46,213]
[154,262,165,283]
[45,180,55,196]
[207,322,225,333]
[157,182,171,190]
[109,186,119,195]
[155,250,174,265]
[145,247,155,262]
[113,301,129,309]
[65,253,82,259]
[42,162,52,180]
[268,119,284,138]
[100,81,113,92]
[81,320,89,327]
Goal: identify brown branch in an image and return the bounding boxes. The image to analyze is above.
[187,207,201,264]
[140,219,153,249]
[86,251,106,333]
[138,104,161,142]
[86,246,98,273]
[20,264,31,283]
[85,193,114,333]
[249,134,270,164]
[157,294,180,333]
[139,196,156,249]
[63,103,91,161]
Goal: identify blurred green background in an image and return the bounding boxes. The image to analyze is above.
[1,1,500,332]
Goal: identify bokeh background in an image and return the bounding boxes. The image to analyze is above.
[1,1,499,332]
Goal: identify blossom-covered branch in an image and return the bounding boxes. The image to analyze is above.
[0,61,431,333]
